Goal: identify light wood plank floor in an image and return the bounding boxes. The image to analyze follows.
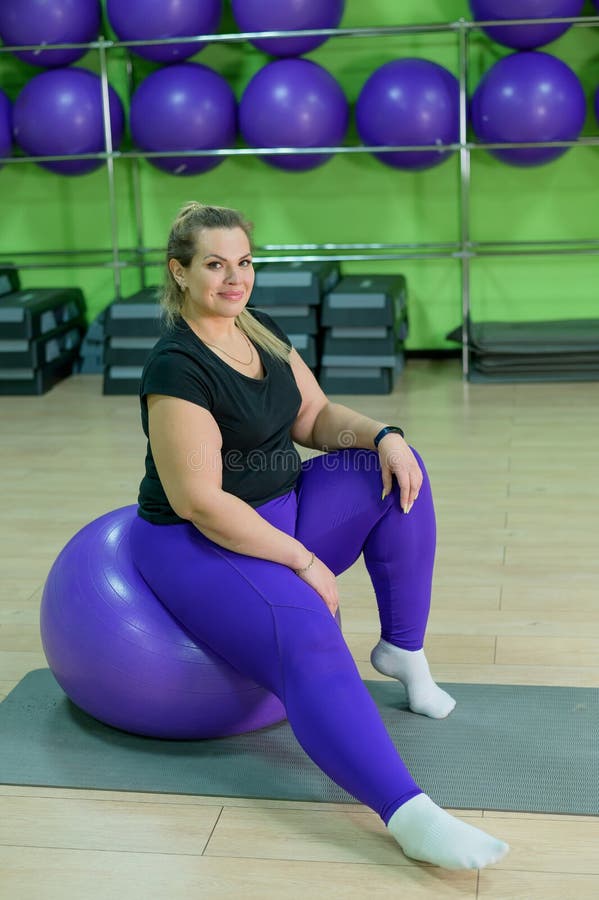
[1,360,598,899]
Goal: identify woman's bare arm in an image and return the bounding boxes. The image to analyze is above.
[147,394,311,571]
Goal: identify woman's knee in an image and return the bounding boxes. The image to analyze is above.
[405,446,433,501]
[408,444,428,474]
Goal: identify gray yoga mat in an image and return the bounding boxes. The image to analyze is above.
[1,669,598,815]
[448,319,599,354]
[468,367,599,384]
[446,320,599,381]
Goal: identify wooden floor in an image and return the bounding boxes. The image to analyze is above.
[1,360,598,899]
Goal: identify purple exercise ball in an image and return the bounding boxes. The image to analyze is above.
[13,68,124,176]
[469,1,585,50]
[106,0,222,63]
[239,59,348,171]
[0,0,100,67]
[356,59,460,171]
[471,51,586,167]
[40,506,287,739]
[130,64,237,176]
[0,90,12,166]
[231,0,345,57]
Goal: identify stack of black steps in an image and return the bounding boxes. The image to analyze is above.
[249,260,340,372]
[319,275,408,394]
[77,311,105,374]
[103,288,163,395]
[0,279,86,395]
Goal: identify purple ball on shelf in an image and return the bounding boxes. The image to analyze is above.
[231,0,345,57]
[0,90,12,166]
[239,59,348,171]
[106,0,222,63]
[469,0,585,50]
[130,63,237,176]
[0,0,101,68]
[12,68,124,176]
[470,51,586,167]
[356,59,460,171]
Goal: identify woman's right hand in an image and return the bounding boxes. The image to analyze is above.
[295,554,339,617]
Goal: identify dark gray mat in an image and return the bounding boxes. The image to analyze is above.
[1,669,598,815]
[469,319,599,354]
[472,354,599,372]
[468,368,599,384]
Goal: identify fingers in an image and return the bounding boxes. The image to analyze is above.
[324,573,340,617]
[380,474,393,500]
[398,471,411,514]
[326,592,340,617]
[383,462,423,514]
[405,465,423,513]
[320,586,338,617]
[404,468,423,514]
[297,556,339,616]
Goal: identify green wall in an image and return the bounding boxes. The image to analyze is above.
[1,0,598,349]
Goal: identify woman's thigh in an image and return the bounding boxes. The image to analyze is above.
[294,448,394,574]
[129,505,339,698]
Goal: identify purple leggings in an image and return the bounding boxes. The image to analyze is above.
[130,447,436,824]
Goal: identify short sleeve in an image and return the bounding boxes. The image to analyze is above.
[140,347,213,411]
[249,308,292,349]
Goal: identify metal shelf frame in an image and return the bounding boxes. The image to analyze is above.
[1,13,599,373]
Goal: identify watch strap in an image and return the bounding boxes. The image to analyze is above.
[373,425,405,448]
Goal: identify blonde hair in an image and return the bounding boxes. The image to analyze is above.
[163,201,290,364]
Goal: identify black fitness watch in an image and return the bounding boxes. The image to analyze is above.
[373,425,405,448]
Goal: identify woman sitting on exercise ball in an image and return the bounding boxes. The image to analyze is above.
[130,201,509,871]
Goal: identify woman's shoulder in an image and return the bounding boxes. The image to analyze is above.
[145,319,197,364]
[140,325,214,408]
[142,321,209,384]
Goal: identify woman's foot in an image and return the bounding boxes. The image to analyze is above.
[371,639,456,718]
[387,794,509,870]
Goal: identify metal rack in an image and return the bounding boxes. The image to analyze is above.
[1,13,599,374]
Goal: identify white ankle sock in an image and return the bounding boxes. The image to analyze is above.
[370,639,456,719]
[387,794,509,870]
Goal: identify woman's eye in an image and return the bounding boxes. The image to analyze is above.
[240,259,252,267]
[207,261,221,269]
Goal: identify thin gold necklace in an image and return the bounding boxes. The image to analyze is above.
[202,328,255,366]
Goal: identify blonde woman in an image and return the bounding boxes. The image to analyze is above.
[130,202,509,871]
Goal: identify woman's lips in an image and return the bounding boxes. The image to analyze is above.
[219,291,244,300]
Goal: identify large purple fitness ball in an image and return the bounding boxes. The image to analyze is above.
[471,51,586,166]
[0,0,101,67]
[106,0,222,63]
[239,59,348,171]
[356,59,460,171]
[40,506,287,739]
[469,1,585,50]
[13,68,124,175]
[231,0,345,57]
[130,64,237,175]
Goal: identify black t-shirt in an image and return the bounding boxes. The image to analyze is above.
[137,309,303,524]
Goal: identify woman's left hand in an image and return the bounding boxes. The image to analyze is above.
[377,434,423,514]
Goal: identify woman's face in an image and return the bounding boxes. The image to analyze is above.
[177,227,255,321]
